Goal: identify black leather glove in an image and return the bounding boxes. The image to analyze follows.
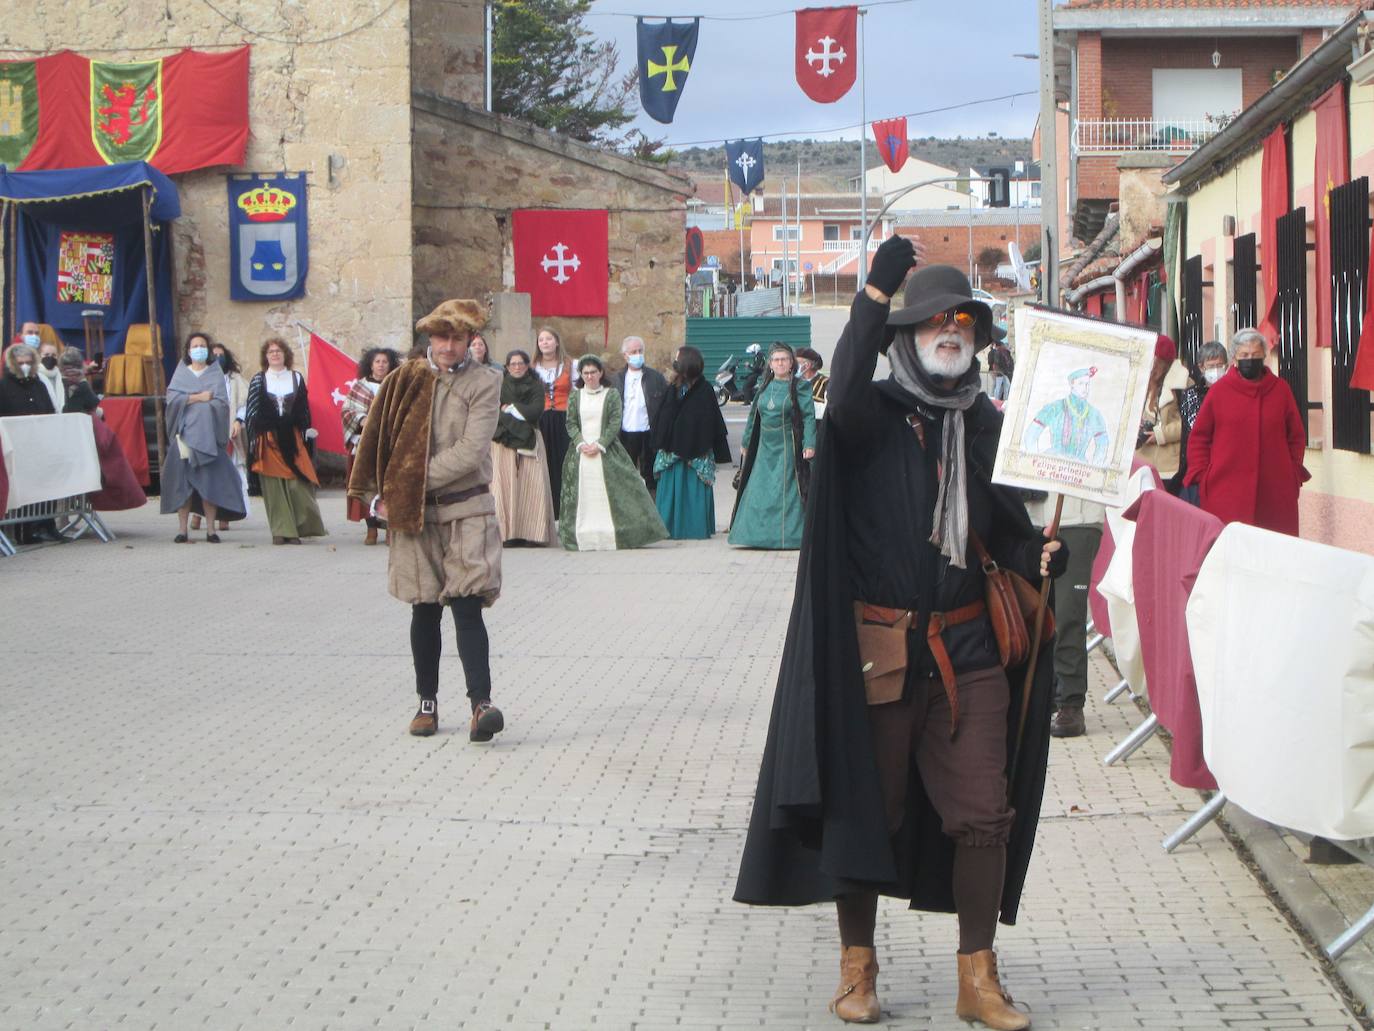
[1029,534,1071,580]
[867,235,917,298]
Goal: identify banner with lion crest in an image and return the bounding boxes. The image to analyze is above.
[0,48,247,174]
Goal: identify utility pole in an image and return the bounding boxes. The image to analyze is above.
[857,9,868,289]
[1039,0,1060,307]
[485,2,493,111]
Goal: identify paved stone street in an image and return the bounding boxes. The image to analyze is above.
[0,491,1361,1030]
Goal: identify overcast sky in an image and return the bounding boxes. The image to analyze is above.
[584,0,1041,148]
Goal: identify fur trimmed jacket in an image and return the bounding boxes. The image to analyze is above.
[347,357,500,534]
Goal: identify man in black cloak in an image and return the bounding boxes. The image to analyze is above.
[734,236,1068,1029]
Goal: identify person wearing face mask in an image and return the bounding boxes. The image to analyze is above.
[0,343,56,417]
[608,335,668,497]
[190,341,251,532]
[35,339,66,414]
[161,332,248,542]
[1166,340,1228,501]
[728,342,816,549]
[735,238,1069,1030]
[1184,328,1309,535]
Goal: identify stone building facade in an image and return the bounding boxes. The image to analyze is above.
[1,0,690,369]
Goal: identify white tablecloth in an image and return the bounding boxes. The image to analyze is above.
[1187,523,1374,840]
[0,413,102,511]
[1094,465,1159,694]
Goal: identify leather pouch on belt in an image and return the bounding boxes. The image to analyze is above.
[854,603,910,706]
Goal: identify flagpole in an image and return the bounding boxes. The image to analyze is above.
[782,177,790,314]
[857,7,868,290]
[796,156,802,313]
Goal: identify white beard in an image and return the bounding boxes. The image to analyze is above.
[916,332,974,379]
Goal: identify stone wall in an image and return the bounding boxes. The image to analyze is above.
[0,0,415,367]
[411,93,693,369]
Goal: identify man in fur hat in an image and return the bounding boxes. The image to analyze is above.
[735,237,1068,1028]
[348,299,507,742]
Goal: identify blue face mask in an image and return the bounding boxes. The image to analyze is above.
[23,333,40,347]
[189,346,209,364]
[627,353,645,370]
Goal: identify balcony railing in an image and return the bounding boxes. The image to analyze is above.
[1072,118,1228,155]
[821,238,882,252]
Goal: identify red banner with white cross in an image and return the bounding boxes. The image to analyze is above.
[795,6,857,104]
[512,209,609,317]
[304,330,357,457]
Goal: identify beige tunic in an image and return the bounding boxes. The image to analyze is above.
[388,362,503,605]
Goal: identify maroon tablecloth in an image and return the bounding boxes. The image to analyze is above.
[98,397,150,487]
[88,414,146,511]
[1088,459,1163,639]
[1125,488,1225,790]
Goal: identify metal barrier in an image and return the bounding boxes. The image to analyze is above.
[0,493,115,557]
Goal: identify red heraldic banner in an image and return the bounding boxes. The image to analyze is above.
[872,116,909,173]
[1353,245,1374,391]
[304,331,358,457]
[795,7,857,104]
[1258,127,1289,340]
[10,47,249,174]
[512,210,609,317]
[1312,81,1349,349]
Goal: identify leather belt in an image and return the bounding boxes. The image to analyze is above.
[859,599,987,736]
[425,484,490,506]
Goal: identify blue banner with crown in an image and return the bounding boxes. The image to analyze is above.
[228,172,308,301]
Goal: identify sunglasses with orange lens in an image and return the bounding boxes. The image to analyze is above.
[918,308,977,331]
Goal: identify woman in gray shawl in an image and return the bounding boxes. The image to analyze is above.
[161,332,248,542]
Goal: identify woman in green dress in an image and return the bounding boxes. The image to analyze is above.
[728,342,816,549]
[559,355,668,551]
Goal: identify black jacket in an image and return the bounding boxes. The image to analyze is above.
[650,378,732,464]
[608,365,668,431]
[734,290,1059,925]
[493,371,544,451]
[0,374,57,418]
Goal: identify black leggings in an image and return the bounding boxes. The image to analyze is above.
[410,597,491,707]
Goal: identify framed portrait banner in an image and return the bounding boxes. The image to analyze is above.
[993,306,1156,507]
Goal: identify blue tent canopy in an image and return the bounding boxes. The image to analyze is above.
[0,161,181,223]
[1,161,179,375]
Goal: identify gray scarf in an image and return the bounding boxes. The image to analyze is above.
[888,330,982,568]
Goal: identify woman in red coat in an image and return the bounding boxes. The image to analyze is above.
[1184,328,1309,535]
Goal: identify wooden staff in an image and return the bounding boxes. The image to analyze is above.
[142,186,167,476]
[1009,492,1065,791]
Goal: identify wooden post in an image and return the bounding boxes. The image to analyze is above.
[1009,492,1065,791]
[142,186,167,478]
[6,202,15,345]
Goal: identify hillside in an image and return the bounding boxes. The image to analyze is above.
[668,136,1033,189]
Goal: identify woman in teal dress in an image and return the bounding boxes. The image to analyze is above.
[652,346,733,539]
[560,355,668,551]
[728,343,817,549]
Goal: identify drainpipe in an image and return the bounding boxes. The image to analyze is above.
[1113,239,1161,317]
[1064,273,1116,308]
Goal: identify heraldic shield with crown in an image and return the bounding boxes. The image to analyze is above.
[228,173,309,301]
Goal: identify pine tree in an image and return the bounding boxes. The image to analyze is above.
[492,0,637,147]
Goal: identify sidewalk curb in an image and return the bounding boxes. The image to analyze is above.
[1216,803,1374,1024]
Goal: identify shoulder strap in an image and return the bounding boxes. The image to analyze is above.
[968,527,994,568]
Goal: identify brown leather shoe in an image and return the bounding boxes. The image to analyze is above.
[469,701,505,742]
[409,699,437,737]
[828,945,880,1023]
[364,526,378,546]
[1050,706,1086,738]
[956,950,1029,1030]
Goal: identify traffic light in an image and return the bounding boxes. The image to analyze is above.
[988,167,1011,208]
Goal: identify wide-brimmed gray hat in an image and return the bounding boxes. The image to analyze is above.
[885,264,994,350]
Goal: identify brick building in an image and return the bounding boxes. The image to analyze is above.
[1051,0,1348,245]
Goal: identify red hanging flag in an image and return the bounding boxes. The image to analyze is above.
[304,331,358,457]
[1352,238,1374,391]
[1257,127,1289,341]
[871,116,909,173]
[1312,81,1348,349]
[512,210,609,317]
[15,47,249,174]
[795,6,857,104]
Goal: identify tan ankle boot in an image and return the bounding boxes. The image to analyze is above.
[364,525,378,546]
[956,950,1029,1030]
[829,945,880,1023]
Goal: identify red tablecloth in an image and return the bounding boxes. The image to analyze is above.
[99,397,150,486]
[1126,488,1225,790]
[89,414,146,510]
[1088,459,1163,639]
